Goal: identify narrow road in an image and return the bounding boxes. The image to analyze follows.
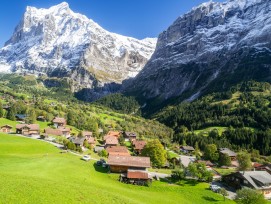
[12,134,98,161]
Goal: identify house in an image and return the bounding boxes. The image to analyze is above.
[82,131,93,138]
[256,164,271,175]
[179,155,196,168]
[106,146,130,157]
[219,148,237,161]
[197,160,215,167]
[94,146,105,153]
[72,137,86,148]
[120,169,152,185]
[0,125,13,133]
[105,131,121,138]
[104,136,119,148]
[44,127,71,137]
[37,116,46,122]
[123,132,137,141]
[52,117,66,128]
[15,114,27,122]
[107,155,151,173]
[16,124,40,136]
[132,140,146,154]
[180,146,195,154]
[82,131,95,145]
[223,171,271,199]
[58,127,71,137]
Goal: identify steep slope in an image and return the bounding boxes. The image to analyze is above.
[0,2,156,99]
[125,0,271,111]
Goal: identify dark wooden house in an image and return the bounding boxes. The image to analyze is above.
[108,155,151,173]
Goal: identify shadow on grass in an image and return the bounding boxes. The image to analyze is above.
[202,196,220,202]
[93,163,109,173]
[159,178,199,186]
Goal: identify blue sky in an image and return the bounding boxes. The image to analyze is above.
[0,0,225,46]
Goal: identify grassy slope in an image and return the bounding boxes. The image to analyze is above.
[0,134,234,204]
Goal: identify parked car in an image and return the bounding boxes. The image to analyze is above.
[82,155,91,161]
[96,159,107,166]
[210,184,221,192]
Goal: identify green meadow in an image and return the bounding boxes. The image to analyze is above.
[0,134,234,204]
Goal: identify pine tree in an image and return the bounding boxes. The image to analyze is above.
[0,101,3,118]
[7,105,16,121]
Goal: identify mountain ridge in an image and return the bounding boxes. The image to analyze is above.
[124,0,271,111]
[0,2,157,100]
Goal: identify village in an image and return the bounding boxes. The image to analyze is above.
[1,114,271,201]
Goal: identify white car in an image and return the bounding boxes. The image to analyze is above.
[82,155,91,161]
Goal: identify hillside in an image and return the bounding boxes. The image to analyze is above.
[0,73,173,144]
[124,0,271,113]
[154,81,271,155]
[0,133,234,204]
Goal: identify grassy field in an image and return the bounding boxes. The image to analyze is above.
[194,126,227,136]
[0,133,235,204]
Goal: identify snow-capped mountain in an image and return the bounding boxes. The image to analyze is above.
[0,2,156,97]
[125,0,271,107]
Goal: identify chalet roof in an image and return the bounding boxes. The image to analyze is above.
[105,136,119,145]
[16,124,40,131]
[58,127,71,132]
[181,146,195,151]
[82,131,93,137]
[127,170,149,179]
[257,164,271,171]
[44,128,63,136]
[86,136,95,144]
[133,140,146,150]
[106,146,130,156]
[108,156,151,168]
[106,131,121,138]
[15,114,27,120]
[52,117,66,124]
[1,124,13,128]
[94,146,105,152]
[73,137,85,145]
[239,171,271,189]
[124,132,137,137]
[219,148,237,157]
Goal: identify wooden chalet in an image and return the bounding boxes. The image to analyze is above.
[106,146,130,157]
[219,148,237,161]
[108,155,151,173]
[180,146,195,154]
[105,131,121,138]
[223,171,271,199]
[52,117,66,128]
[256,164,271,175]
[82,131,93,137]
[72,137,85,148]
[104,135,119,148]
[0,125,13,133]
[15,114,27,122]
[44,127,71,137]
[132,140,146,154]
[123,132,137,141]
[37,116,46,122]
[16,124,40,136]
[120,169,152,185]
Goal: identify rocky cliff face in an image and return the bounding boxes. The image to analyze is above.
[0,2,156,98]
[125,0,271,107]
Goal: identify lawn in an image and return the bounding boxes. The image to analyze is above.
[194,126,228,136]
[0,134,235,204]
